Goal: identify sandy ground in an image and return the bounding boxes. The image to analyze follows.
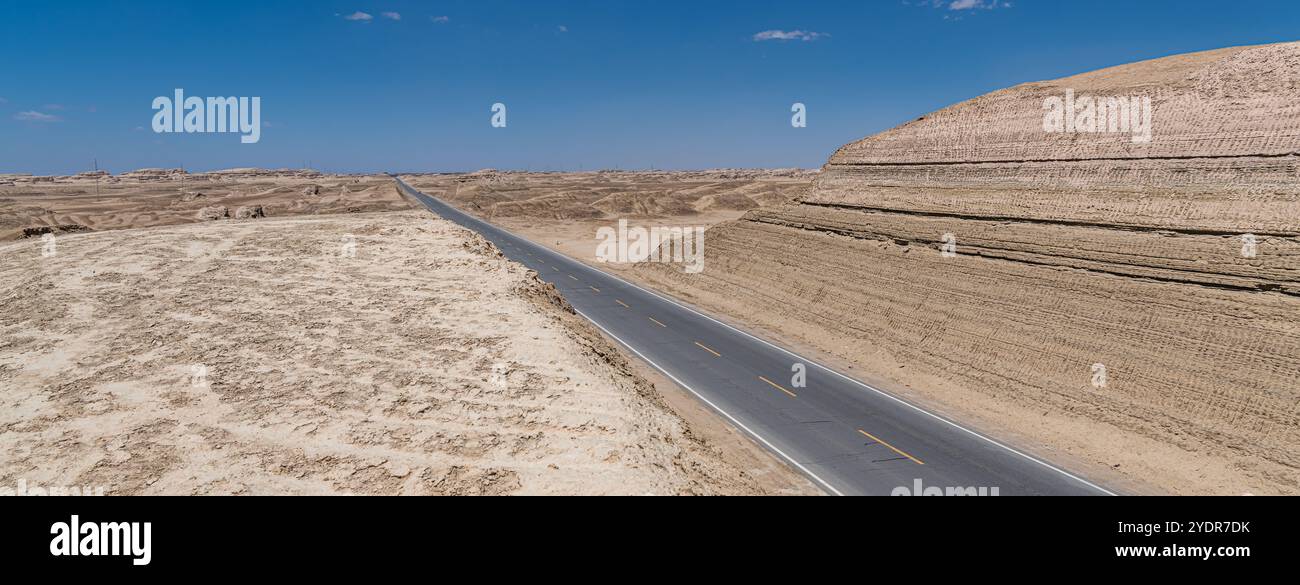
[0,168,414,241]
[401,169,815,220]
[0,211,816,495]
[496,211,748,273]
[400,169,816,273]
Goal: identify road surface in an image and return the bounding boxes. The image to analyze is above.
[395,176,1116,496]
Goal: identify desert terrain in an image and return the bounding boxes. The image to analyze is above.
[411,43,1300,496]
[400,169,817,269]
[5,41,1297,495]
[0,168,414,241]
[0,210,815,495]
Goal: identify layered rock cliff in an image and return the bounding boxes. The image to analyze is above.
[634,42,1300,493]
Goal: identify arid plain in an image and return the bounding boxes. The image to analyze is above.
[5,42,1300,496]
[0,169,818,495]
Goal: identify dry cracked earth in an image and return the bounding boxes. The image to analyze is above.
[0,212,808,495]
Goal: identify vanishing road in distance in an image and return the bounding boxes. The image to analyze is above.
[395,176,1116,496]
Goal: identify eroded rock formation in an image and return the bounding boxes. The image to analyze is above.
[635,42,1300,493]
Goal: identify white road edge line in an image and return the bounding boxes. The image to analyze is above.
[572,307,846,497]
[566,249,1117,495]
[401,178,1114,496]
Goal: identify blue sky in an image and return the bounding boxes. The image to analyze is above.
[1,0,1297,175]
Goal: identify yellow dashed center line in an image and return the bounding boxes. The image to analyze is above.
[758,376,798,398]
[858,429,925,466]
[648,316,667,328]
[694,342,721,358]
[615,299,630,309]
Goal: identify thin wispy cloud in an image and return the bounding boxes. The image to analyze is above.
[0,97,8,105]
[343,11,373,22]
[382,12,401,21]
[949,0,1010,9]
[431,16,450,23]
[15,111,62,122]
[909,0,1012,17]
[557,25,568,33]
[752,30,828,42]
[43,104,65,111]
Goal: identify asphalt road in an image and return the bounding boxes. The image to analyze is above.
[395,177,1117,496]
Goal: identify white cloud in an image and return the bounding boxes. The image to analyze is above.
[343,11,373,22]
[557,25,568,33]
[916,0,1011,11]
[431,15,450,23]
[382,11,401,21]
[908,0,1011,19]
[15,111,61,122]
[752,30,828,42]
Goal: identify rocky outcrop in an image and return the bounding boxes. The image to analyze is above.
[234,205,265,220]
[634,42,1300,493]
[195,206,229,221]
[21,225,91,238]
[120,168,188,181]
